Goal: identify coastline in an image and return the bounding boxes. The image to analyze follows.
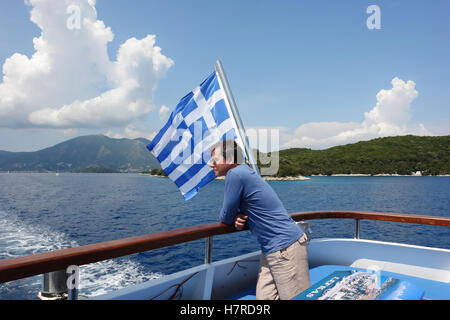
[312,173,450,177]
[143,173,450,180]
[2,171,449,178]
[214,175,311,181]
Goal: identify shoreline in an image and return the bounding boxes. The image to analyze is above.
[2,171,450,178]
[144,173,450,180]
[147,173,450,180]
[214,175,311,181]
[312,174,450,177]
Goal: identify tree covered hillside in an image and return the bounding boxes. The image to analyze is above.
[265,135,450,176]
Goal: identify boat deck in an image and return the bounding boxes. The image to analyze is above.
[230,265,450,300]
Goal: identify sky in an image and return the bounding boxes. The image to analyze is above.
[0,0,449,152]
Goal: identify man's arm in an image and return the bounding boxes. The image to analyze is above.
[219,171,243,225]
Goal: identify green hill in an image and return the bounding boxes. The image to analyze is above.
[0,135,160,173]
[265,135,450,176]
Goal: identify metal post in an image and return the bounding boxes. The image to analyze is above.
[215,60,260,175]
[38,270,68,300]
[205,236,213,264]
[354,219,360,239]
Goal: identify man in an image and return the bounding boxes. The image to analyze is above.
[209,140,311,300]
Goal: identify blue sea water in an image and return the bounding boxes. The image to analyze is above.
[0,173,449,300]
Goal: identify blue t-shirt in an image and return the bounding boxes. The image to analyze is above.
[219,164,303,255]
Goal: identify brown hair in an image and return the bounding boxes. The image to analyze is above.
[210,140,244,164]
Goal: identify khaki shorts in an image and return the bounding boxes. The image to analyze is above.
[256,234,311,300]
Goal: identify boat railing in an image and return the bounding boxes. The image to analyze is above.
[0,211,449,298]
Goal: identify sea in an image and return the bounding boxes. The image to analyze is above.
[0,173,449,300]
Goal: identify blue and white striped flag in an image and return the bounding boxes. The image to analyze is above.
[147,71,245,201]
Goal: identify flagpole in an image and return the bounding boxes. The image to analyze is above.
[215,60,260,175]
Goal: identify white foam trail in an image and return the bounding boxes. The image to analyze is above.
[0,211,162,298]
[80,260,162,297]
[0,211,77,260]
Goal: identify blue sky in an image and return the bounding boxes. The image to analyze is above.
[0,0,449,151]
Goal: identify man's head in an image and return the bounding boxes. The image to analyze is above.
[209,140,244,177]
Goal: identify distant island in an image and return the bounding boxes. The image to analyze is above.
[262,135,450,177]
[1,134,449,176]
[144,135,450,177]
[0,134,159,173]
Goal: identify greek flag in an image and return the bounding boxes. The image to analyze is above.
[147,71,244,201]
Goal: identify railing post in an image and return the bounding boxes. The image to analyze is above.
[205,236,213,264]
[38,269,68,300]
[354,219,360,239]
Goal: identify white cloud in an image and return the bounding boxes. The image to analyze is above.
[158,105,170,121]
[0,0,173,129]
[280,77,432,150]
[363,77,418,132]
[106,124,156,141]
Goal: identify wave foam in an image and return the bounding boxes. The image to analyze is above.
[0,211,162,298]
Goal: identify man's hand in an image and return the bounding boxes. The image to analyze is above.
[234,213,248,230]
